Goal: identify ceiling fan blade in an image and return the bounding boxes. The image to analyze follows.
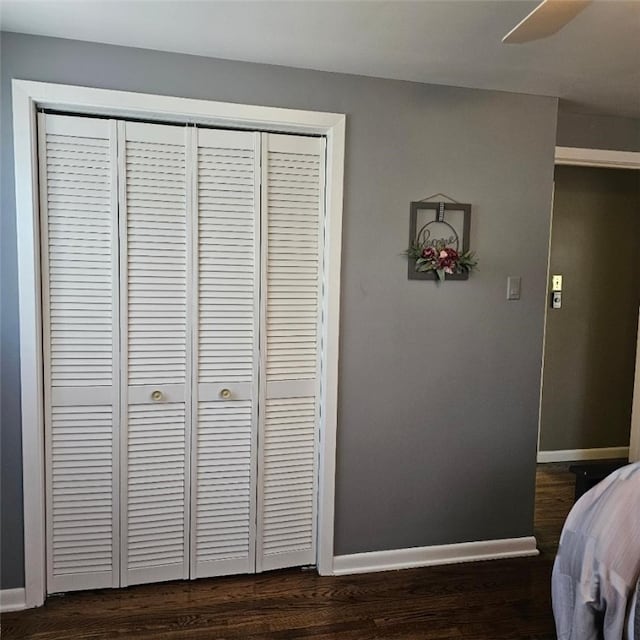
[502,0,591,44]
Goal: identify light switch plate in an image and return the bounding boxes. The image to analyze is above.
[507,276,521,300]
[552,275,563,291]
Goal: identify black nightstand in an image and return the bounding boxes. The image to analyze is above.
[568,460,628,502]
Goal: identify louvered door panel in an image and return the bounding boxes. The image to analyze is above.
[119,121,191,586]
[257,133,325,572]
[39,113,120,593]
[50,404,115,581]
[191,129,260,578]
[126,399,186,578]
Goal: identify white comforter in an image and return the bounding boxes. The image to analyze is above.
[552,462,640,640]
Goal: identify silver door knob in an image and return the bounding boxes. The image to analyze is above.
[220,388,231,399]
[151,390,164,401]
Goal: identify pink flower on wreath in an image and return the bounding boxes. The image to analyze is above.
[434,246,460,272]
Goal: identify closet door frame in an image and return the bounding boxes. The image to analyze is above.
[13,79,345,609]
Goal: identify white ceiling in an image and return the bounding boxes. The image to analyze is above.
[1,0,639,118]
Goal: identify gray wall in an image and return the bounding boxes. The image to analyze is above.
[556,105,640,152]
[0,32,557,589]
[540,167,640,452]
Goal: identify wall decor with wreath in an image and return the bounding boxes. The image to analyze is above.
[406,194,477,282]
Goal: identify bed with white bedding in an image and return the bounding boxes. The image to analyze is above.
[552,462,640,640]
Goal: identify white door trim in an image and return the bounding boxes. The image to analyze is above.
[631,309,640,462]
[555,146,640,169]
[537,146,640,460]
[12,79,345,607]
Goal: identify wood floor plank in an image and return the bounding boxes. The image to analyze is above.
[1,464,575,639]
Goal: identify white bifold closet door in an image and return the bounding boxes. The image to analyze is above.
[257,133,325,572]
[41,114,326,593]
[39,113,120,593]
[190,128,260,579]
[118,121,191,586]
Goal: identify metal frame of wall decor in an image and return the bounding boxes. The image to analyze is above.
[408,200,472,281]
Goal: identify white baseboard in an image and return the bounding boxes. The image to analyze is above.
[332,536,538,576]
[1,587,26,612]
[537,446,629,463]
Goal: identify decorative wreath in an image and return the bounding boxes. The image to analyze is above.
[407,240,477,282]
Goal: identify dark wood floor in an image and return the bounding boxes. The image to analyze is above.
[2,464,575,640]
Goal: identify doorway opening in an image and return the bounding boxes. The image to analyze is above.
[535,146,640,531]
